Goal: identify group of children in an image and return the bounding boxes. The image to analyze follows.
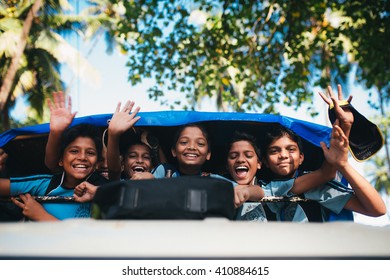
[0,85,386,222]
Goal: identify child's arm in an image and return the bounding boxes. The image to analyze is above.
[73,181,98,203]
[289,85,354,195]
[11,194,58,221]
[0,148,8,174]
[320,126,386,217]
[234,184,265,208]
[1,179,57,220]
[130,171,155,180]
[339,163,386,216]
[107,101,140,180]
[290,161,337,195]
[0,178,10,196]
[289,126,344,194]
[1,179,57,221]
[45,92,76,172]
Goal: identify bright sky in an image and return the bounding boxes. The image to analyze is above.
[10,20,389,227]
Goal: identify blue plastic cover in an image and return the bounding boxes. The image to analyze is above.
[0,111,331,148]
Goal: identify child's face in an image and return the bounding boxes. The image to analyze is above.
[171,126,211,172]
[264,135,304,178]
[59,136,98,186]
[96,147,108,179]
[227,140,261,185]
[123,144,152,178]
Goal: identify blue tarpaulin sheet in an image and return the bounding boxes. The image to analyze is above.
[0,111,331,148]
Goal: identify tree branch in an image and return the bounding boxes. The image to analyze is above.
[0,0,43,111]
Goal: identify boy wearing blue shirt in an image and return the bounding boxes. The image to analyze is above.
[0,124,108,221]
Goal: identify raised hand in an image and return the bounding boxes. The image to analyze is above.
[45,91,77,172]
[320,125,349,169]
[47,91,76,133]
[108,101,141,136]
[319,84,354,137]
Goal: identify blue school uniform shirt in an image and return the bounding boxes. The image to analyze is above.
[265,178,352,222]
[237,178,353,222]
[10,173,92,220]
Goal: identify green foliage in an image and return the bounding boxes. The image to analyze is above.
[0,0,119,129]
[0,1,69,127]
[1,1,388,124]
[366,113,390,193]
[367,155,390,194]
[110,0,389,113]
[0,114,40,133]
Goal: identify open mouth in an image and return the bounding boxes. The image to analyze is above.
[184,153,198,159]
[73,164,89,170]
[235,166,249,177]
[97,169,109,177]
[132,166,145,172]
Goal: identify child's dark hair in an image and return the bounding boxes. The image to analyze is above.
[60,124,102,161]
[226,131,261,159]
[262,125,303,157]
[172,123,211,151]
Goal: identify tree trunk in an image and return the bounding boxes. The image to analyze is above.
[0,0,43,121]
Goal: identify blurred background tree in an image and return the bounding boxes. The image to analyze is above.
[111,0,389,112]
[0,0,118,130]
[110,0,389,193]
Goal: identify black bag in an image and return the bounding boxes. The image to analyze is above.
[93,176,236,220]
[328,102,384,161]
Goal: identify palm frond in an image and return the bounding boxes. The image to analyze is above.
[0,1,33,18]
[35,30,101,87]
[366,155,390,193]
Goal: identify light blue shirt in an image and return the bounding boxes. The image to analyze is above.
[10,174,91,220]
[237,178,353,222]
